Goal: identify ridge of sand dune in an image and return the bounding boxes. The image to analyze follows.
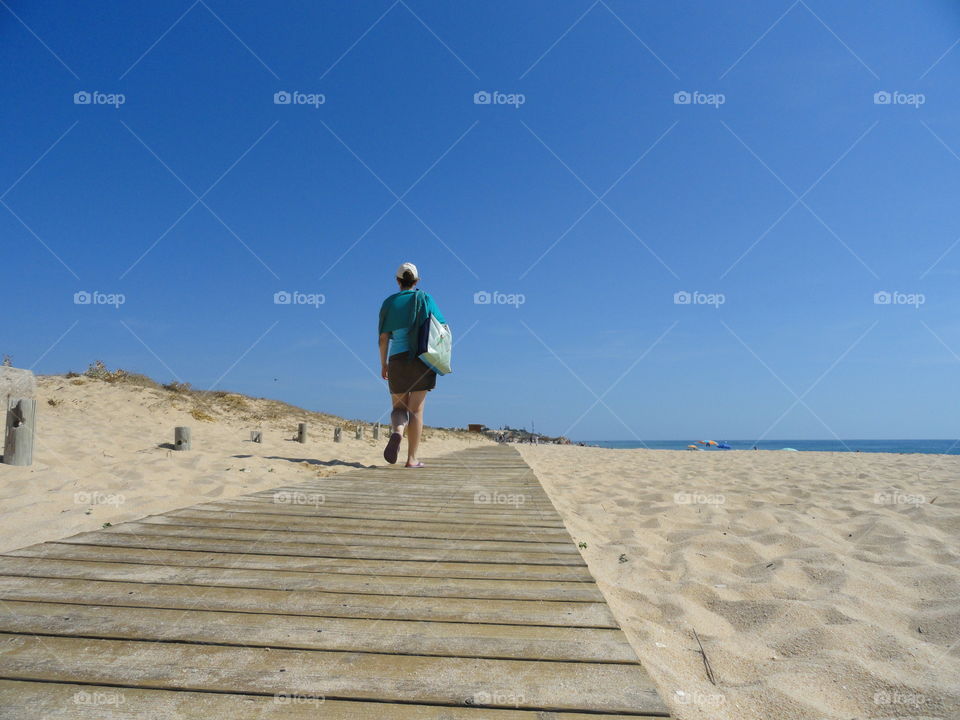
[0,374,489,552]
[519,444,960,720]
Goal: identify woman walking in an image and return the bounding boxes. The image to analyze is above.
[378,262,446,468]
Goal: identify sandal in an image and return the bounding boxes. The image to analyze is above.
[404,462,425,468]
[383,432,402,464]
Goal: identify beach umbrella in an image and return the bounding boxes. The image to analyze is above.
[706,440,718,446]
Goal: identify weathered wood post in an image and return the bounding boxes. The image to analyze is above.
[250,430,262,443]
[333,427,341,443]
[2,367,36,466]
[355,425,363,440]
[297,423,307,443]
[174,426,191,451]
[372,424,380,440]
[3,398,36,466]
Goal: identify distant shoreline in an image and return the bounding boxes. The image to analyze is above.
[578,439,960,455]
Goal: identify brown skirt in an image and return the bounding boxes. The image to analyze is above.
[388,352,436,394]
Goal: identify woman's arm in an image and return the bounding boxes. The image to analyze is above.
[379,333,390,380]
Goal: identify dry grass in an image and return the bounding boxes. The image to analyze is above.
[190,409,215,422]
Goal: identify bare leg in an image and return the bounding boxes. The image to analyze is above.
[383,393,409,464]
[390,393,409,434]
[403,390,428,466]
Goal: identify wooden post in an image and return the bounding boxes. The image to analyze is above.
[297,423,307,443]
[333,427,341,443]
[373,424,380,440]
[250,430,262,443]
[3,398,36,466]
[355,426,363,440]
[174,426,191,451]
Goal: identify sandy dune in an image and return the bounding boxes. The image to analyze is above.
[519,444,960,720]
[0,374,489,553]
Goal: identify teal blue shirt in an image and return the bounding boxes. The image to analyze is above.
[379,290,445,357]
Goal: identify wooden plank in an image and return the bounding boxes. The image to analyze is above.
[159,509,573,542]
[233,495,559,517]
[246,487,557,506]
[0,555,603,602]
[0,680,668,719]
[9,542,594,583]
[0,575,617,627]
[0,599,637,662]
[112,520,580,554]
[55,529,586,566]
[245,480,553,496]
[0,634,669,715]
[192,501,566,528]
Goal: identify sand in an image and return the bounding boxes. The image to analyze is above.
[3,378,957,719]
[518,444,960,720]
[0,374,489,553]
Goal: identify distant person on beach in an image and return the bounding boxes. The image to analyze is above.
[378,262,445,468]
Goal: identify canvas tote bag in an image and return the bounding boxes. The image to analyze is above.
[416,297,452,375]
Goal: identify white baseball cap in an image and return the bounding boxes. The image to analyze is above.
[396,262,419,280]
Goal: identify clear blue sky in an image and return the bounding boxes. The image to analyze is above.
[4,0,960,441]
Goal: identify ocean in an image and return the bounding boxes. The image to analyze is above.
[581,439,960,455]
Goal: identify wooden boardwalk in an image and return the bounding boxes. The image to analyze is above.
[0,445,670,718]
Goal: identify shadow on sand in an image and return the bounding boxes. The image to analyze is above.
[232,454,373,470]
